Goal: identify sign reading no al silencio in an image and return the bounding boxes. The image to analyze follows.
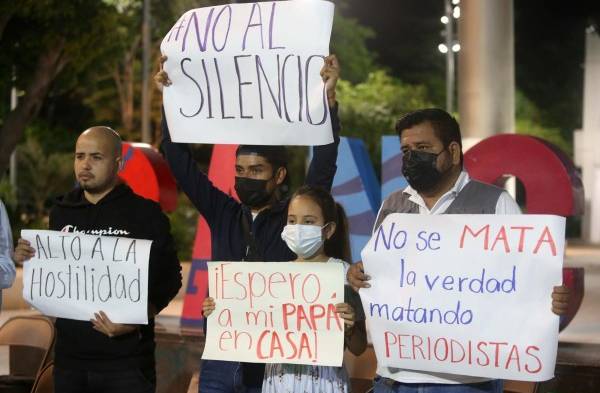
[21,230,152,324]
[160,1,335,145]
[360,214,565,381]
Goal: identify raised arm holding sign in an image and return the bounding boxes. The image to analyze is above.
[156,3,341,391]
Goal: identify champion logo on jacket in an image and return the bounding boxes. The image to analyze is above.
[60,224,131,236]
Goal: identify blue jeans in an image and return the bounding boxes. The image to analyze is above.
[199,360,262,393]
[53,366,155,393]
[373,377,503,393]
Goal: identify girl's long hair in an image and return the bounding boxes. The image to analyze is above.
[290,185,352,262]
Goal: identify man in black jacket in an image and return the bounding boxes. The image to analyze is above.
[14,127,182,393]
[155,55,340,392]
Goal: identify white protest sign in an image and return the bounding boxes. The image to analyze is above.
[160,1,334,145]
[360,214,565,381]
[202,261,345,366]
[21,230,152,324]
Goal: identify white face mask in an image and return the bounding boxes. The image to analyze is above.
[281,224,326,259]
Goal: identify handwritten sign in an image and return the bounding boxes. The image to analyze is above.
[360,214,565,381]
[21,230,152,324]
[202,261,344,366]
[160,1,334,145]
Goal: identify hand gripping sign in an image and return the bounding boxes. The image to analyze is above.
[360,214,565,381]
[160,1,335,145]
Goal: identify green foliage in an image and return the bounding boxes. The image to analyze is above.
[337,70,433,174]
[515,90,572,155]
[16,137,74,219]
[167,193,199,261]
[331,14,377,84]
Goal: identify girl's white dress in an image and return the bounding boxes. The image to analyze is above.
[261,258,364,393]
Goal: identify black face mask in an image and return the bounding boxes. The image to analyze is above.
[235,177,273,208]
[401,149,446,193]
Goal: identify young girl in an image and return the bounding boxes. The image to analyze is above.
[203,185,367,393]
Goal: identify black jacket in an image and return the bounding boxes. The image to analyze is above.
[161,106,340,387]
[49,183,182,371]
[160,105,340,263]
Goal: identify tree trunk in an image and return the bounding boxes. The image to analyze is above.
[0,7,14,39]
[0,38,68,175]
[113,36,140,138]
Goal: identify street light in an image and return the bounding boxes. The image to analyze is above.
[438,0,459,113]
[453,6,461,19]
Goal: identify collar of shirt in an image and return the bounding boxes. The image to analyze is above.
[403,171,470,214]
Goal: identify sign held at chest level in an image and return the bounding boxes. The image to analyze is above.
[21,230,153,324]
[360,214,565,381]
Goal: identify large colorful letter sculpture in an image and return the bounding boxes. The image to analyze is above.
[119,142,178,212]
[464,134,584,216]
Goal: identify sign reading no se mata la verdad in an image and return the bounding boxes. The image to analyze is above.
[21,230,152,324]
[202,261,345,367]
[160,1,335,145]
[360,214,565,382]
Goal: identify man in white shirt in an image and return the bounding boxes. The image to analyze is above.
[0,199,16,309]
[348,108,570,393]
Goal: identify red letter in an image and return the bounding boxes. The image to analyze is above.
[269,331,284,358]
[298,332,313,360]
[476,342,490,367]
[384,331,398,358]
[504,344,522,371]
[460,225,490,250]
[296,305,313,330]
[489,342,508,367]
[282,303,295,330]
[219,330,232,351]
[398,334,411,359]
[309,304,326,330]
[219,263,232,299]
[524,346,543,374]
[256,330,271,359]
[434,338,449,362]
[285,331,298,359]
[450,339,466,363]
[268,272,286,298]
[511,226,534,252]
[248,272,266,308]
[491,226,510,253]
[411,335,426,360]
[327,303,343,331]
[533,226,557,256]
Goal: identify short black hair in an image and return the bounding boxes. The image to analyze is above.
[236,145,288,170]
[395,108,462,152]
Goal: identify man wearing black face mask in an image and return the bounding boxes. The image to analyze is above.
[156,55,341,393]
[348,108,571,393]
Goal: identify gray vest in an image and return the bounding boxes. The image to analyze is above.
[374,180,504,229]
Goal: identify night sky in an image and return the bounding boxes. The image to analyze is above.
[340,0,600,134]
